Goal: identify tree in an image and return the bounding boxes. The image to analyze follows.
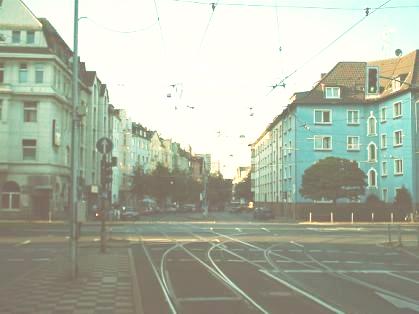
[394,186,412,219]
[235,173,251,202]
[300,157,367,207]
[147,163,171,207]
[132,165,149,200]
[365,194,385,211]
[207,173,232,209]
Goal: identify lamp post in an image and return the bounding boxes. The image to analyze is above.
[70,0,80,279]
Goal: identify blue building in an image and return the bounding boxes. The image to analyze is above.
[251,50,419,219]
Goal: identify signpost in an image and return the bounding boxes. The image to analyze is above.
[96,137,113,253]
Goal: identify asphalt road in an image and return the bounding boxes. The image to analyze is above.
[129,221,419,314]
[1,212,419,313]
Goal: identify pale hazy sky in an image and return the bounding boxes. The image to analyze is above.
[23,0,419,178]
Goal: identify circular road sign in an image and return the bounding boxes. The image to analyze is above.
[96,137,113,154]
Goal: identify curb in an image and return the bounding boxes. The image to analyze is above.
[128,247,145,314]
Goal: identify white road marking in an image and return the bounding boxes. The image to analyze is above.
[16,240,31,247]
[260,270,344,314]
[375,291,419,312]
[32,258,50,262]
[178,296,241,302]
[345,261,362,264]
[235,228,242,232]
[261,228,270,232]
[386,272,419,285]
[309,249,322,253]
[290,241,304,248]
[323,261,339,264]
[289,249,303,253]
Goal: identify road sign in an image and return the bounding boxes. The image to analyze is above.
[96,137,113,154]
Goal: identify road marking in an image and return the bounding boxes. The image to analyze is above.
[376,291,419,312]
[273,269,419,274]
[235,228,242,232]
[309,249,322,253]
[345,261,362,264]
[323,260,339,264]
[7,258,24,262]
[326,250,339,253]
[290,241,304,248]
[178,296,241,302]
[16,240,31,247]
[289,249,303,253]
[32,258,51,262]
[260,270,344,314]
[261,228,270,232]
[384,252,399,256]
[386,272,419,285]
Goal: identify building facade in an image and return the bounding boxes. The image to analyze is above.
[251,50,419,218]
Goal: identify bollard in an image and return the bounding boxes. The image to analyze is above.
[411,213,414,223]
[309,212,312,223]
[417,226,419,249]
[391,212,394,224]
[398,224,402,247]
[330,212,334,224]
[372,212,374,222]
[351,212,354,224]
[387,224,392,245]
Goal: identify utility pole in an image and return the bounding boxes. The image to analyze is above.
[70,0,80,279]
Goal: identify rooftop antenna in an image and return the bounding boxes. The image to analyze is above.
[395,49,403,57]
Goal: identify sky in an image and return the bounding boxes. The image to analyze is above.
[22,0,419,178]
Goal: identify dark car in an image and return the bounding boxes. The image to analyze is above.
[120,207,140,221]
[253,207,274,220]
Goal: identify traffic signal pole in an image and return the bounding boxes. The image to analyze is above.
[100,154,107,253]
[70,0,79,279]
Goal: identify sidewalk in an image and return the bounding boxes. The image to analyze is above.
[0,246,138,314]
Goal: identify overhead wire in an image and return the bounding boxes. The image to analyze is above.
[270,0,393,90]
[197,1,220,54]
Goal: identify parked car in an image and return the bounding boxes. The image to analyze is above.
[120,207,140,221]
[253,207,274,220]
[179,203,196,212]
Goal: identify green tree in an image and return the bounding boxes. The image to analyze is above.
[394,186,412,219]
[365,194,385,211]
[148,163,171,207]
[300,157,367,208]
[207,173,232,209]
[235,173,251,201]
[132,165,148,200]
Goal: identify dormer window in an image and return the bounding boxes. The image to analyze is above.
[392,74,407,91]
[324,87,340,99]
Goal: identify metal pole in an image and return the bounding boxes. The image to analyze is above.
[70,0,79,279]
[387,224,392,245]
[100,154,107,253]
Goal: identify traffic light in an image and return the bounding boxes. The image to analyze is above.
[367,67,379,94]
[101,159,112,187]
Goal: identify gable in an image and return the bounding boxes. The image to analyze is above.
[0,0,42,30]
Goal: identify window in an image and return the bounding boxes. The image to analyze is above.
[26,31,35,44]
[368,169,377,188]
[347,110,359,125]
[18,63,28,83]
[22,139,36,160]
[381,161,387,176]
[12,30,21,43]
[314,135,332,150]
[35,64,44,83]
[367,113,377,135]
[394,159,403,175]
[314,110,332,124]
[23,102,37,122]
[324,87,340,99]
[347,136,360,150]
[394,130,403,146]
[382,188,388,202]
[393,101,402,118]
[380,107,387,122]
[380,134,387,149]
[1,181,20,209]
[367,142,377,162]
[0,62,4,83]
